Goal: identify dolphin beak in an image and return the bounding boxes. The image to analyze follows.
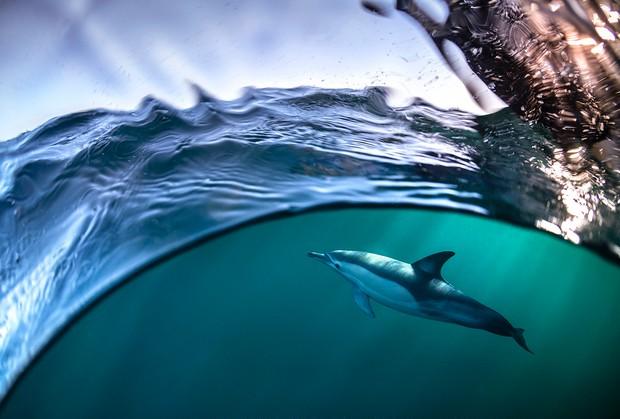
[307,251,330,263]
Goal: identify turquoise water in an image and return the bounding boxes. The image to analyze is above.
[3,209,619,417]
[4,87,618,400]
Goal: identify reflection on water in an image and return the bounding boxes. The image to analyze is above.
[396,0,620,170]
[536,146,616,246]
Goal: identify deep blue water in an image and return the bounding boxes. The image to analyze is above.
[0,86,618,402]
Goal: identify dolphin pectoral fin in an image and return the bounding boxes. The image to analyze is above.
[352,287,375,318]
[412,251,455,282]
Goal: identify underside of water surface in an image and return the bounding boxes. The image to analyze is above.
[2,208,619,418]
[0,85,619,404]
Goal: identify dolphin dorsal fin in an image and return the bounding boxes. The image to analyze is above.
[412,251,455,282]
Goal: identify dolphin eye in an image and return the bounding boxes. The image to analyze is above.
[335,263,341,269]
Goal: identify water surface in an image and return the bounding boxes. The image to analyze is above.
[0,87,618,401]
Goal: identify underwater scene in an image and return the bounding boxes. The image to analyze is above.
[1,0,620,417]
[2,209,620,418]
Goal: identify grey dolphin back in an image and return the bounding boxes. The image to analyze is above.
[411,251,455,283]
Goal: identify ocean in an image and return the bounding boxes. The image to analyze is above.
[2,208,619,417]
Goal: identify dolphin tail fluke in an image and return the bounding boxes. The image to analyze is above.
[512,328,533,354]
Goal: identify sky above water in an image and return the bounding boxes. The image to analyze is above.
[0,0,496,140]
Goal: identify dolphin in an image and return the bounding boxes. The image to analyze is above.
[308,250,532,353]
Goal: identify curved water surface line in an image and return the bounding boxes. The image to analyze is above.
[0,86,618,401]
[0,201,615,408]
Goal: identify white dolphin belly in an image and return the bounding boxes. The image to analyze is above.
[344,264,421,313]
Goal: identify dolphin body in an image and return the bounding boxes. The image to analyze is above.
[308,250,532,353]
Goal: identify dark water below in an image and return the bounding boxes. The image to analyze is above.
[2,209,619,417]
[0,87,618,403]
